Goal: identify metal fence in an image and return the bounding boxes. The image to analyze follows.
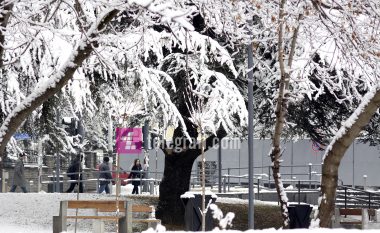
[336,185,380,209]
[39,169,162,194]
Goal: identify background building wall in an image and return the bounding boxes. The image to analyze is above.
[118,139,380,187]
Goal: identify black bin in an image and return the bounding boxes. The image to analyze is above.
[288,204,313,229]
[47,175,63,193]
[181,193,217,231]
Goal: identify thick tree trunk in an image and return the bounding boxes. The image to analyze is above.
[318,88,380,227]
[156,149,198,225]
[156,131,225,225]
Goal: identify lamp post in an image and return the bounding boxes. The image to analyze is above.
[247,42,255,229]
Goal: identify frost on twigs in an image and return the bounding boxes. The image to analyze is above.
[209,203,235,230]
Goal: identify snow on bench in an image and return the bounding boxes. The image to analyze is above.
[53,200,160,233]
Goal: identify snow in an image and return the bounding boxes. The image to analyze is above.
[180,192,195,199]
[0,193,117,233]
[209,204,235,230]
[180,190,218,199]
[128,0,195,31]
[0,193,379,232]
[142,228,380,233]
[323,85,380,161]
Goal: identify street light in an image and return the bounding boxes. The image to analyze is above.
[247,42,255,229]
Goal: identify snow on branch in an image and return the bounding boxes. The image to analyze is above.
[0,8,120,153]
[128,0,195,31]
[323,84,380,161]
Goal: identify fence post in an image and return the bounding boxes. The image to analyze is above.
[1,170,6,193]
[268,166,271,188]
[257,177,261,200]
[308,163,312,189]
[55,153,61,193]
[29,181,34,193]
[344,187,347,210]
[363,175,368,190]
[149,180,154,195]
[369,192,371,209]
[227,168,231,192]
[298,180,301,204]
[140,171,143,194]
[223,176,226,193]
[96,171,99,193]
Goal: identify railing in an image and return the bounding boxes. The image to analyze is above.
[190,164,322,191]
[2,155,46,167]
[336,185,380,209]
[39,169,162,194]
[219,173,320,194]
[218,164,322,187]
[15,162,324,195]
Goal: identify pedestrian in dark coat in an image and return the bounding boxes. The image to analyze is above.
[128,159,142,194]
[98,156,112,194]
[66,155,83,193]
[10,153,28,193]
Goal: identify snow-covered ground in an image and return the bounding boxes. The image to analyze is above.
[112,184,159,196]
[0,192,377,233]
[146,230,380,233]
[0,193,118,233]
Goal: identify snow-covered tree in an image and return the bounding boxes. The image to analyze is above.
[304,0,380,227]
[0,0,196,194]
[0,0,251,225]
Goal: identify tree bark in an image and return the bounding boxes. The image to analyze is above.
[0,0,14,190]
[0,1,13,68]
[270,1,303,226]
[157,129,225,225]
[0,9,119,156]
[318,88,380,227]
[269,0,290,226]
[156,149,198,225]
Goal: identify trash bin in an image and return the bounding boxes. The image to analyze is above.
[181,192,217,231]
[47,175,63,193]
[288,204,313,229]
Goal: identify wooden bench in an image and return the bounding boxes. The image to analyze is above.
[53,200,160,233]
[333,208,380,229]
[131,205,161,228]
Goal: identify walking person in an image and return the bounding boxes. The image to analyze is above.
[128,159,142,194]
[10,153,28,193]
[66,155,84,193]
[98,156,112,194]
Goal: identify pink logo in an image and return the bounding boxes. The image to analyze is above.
[115,128,142,154]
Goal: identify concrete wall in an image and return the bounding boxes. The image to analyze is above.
[117,139,380,187]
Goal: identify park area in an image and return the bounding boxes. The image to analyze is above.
[1,0,380,232]
[0,192,283,232]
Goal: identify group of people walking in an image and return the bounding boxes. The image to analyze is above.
[8,153,144,195]
[97,157,143,195]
